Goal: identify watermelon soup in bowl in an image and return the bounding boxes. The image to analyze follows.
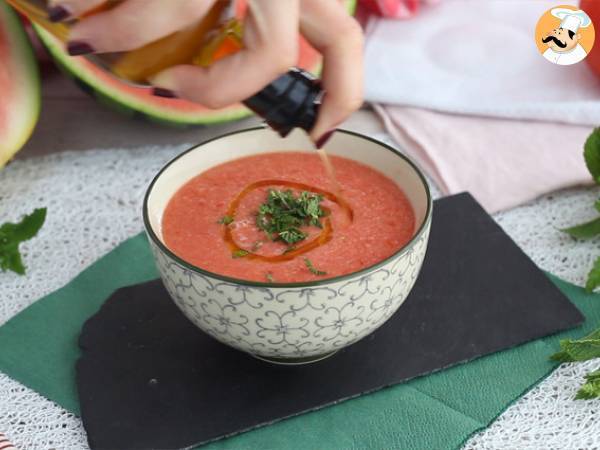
[143,127,432,364]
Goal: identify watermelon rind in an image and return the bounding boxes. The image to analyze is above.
[35,25,252,127]
[0,0,40,167]
[33,0,357,127]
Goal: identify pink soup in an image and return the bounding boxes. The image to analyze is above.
[162,152,415,283]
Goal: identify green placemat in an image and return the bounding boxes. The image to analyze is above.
[0,232,598,450]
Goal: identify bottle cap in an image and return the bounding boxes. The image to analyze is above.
[243,68,322,137]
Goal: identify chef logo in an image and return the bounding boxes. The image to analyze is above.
[535,5,595,66]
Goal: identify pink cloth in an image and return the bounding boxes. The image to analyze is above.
[375,105,593,213]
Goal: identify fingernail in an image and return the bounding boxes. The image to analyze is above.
[315,129,335,149]
[48,5,70,22]
[152,87,178,98]
[67,41,94,56]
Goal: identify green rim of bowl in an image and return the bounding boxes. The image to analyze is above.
[143,126,433,288]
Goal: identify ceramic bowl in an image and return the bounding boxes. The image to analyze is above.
[143,127,432,364]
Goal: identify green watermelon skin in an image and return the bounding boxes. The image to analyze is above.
[0,0,40,167]
[35,25,252,128]
[34,0,357,128]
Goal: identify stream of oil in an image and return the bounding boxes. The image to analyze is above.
[316,148,352,218]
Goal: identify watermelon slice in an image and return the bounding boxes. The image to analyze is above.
[33,0,356,127]
[0,0,40,167]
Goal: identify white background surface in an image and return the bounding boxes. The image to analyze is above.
[1,73,600,449]
[364,0,600,126]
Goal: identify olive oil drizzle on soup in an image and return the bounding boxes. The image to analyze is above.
[162,152,415,283]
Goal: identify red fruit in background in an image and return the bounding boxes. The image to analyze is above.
[0,0,40,167]
[580,0,600,77]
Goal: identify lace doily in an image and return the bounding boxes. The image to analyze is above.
[1,136,599,449]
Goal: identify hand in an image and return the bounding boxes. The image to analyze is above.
[52,0,364,142]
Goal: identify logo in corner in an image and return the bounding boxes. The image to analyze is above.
[535,5,595,66]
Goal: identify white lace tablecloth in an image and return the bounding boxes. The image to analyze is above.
[1,134,600,450]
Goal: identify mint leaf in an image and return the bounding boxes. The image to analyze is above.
[218,215,234,225]
[550,328,600,362]
[562,217,600,239]
[232,249,249,258]
[585,256,600,293]
[5,249,25,275]
[575,369,600,400]
[304,258,327,276]
[584,128,600,184]
[0,208,47,275]
[0,208,47,241]
[0,243,24,275]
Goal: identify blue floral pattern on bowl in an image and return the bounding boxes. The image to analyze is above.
[149,224,429,361]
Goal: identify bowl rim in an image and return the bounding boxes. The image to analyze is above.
[143,126,433,288]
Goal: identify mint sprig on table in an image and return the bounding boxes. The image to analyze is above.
[256,189,325,245]
[575,370,600,400]
[0,208,47,275]
[551,129,600,400]
[562,128,600,293]
[550,328,600,399]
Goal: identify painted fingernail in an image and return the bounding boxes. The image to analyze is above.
[315,129,336,149]
[67,41,94,56]
[152,87,178,98]
[48,5,70,22]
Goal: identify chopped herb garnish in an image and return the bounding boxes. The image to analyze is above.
[0,208,47,275]
[266,272,275,283]
[232,249,249,258]
[218,215,234,225]
[279,229,306,244]
[256,189,325,245]
[304,258,327,276]
[251,241,264,252]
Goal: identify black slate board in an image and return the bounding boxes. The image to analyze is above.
[77,192,584,450]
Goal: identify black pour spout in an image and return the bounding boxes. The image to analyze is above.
[242,68,323,137]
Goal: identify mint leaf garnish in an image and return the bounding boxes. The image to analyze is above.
[585,256,600,293]
[232,249,249,258]
[218,215,234,225]
[562,217,600,239]
[0,208,47,275]
[550,328,600,400]
[584,128,600,184]
[576,369,600,400]
[553,129,600,400]
[550,328,600,362]
[304,258,327,276]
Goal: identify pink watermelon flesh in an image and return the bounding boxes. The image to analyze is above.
[0,2,40,166]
